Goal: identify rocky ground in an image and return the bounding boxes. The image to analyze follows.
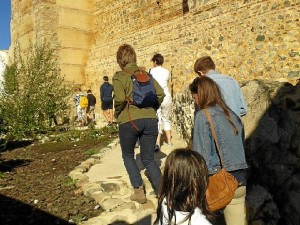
[0,128,117,225]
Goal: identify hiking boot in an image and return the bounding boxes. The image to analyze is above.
[154,144,160,152]
[130,186,147,204]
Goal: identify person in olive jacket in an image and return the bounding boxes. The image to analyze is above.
[113,44,165,204]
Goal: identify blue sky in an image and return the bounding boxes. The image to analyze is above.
[0,0,11,50]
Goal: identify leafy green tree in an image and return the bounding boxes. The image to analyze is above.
[0,42,70,140]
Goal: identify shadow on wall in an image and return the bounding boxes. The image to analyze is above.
[172,79,300,225]
[242,80,300,225]
[0,194,70,225]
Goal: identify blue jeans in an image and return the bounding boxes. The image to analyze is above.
[119,118,161,193]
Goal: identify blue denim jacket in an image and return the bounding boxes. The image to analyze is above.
[207,71,248,118]
[192,105,248,175]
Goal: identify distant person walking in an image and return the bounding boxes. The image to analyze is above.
[73,88,86,126]
[193,56,247,118]
[149,53,172,151]
[86,89,96,124]
[113,44,165,204]
[100,76,114,125]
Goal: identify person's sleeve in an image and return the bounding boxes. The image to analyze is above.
[87,96,90,107]
[192,112,211,165]
[153,78,165,106]
[111,84,114,99]
[166,70,170,81]
[236,81,248,116]
[112,75,126,118]
[100,86,103,100]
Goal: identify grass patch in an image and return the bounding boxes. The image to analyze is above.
[31,137,113,153]
[70,213,86,224]
[84,148,100,156]
[101,124,118,134]
[0,172,6,179]
[62,177,78,187]
[29,127,118,153]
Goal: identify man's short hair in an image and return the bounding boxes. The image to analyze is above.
[87,89,92,93]
[116,44,137,69]
[194,56,216,74]
[103,76,109,82]
[151,53,164,65]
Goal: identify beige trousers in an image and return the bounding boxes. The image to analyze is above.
[224,186,247,225]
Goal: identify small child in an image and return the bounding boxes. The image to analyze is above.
[154,148,213,225]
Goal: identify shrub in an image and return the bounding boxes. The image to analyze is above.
[0,42,70,140]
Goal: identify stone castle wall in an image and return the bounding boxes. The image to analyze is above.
[10,0,299,105]
[86,0,299,97]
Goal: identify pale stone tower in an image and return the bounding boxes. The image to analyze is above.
[10,0,95,86]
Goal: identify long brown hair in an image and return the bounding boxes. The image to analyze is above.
[155,148,214,224]
[190,76,238,135]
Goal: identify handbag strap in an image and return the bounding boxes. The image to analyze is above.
[203,109,224,168]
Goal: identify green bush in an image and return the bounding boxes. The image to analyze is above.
[0,42,70,140]
[101,124,118,135]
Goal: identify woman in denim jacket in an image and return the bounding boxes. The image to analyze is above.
[190,77,248,225]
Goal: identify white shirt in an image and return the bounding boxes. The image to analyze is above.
[149,66,171,97]
[157,198,212,225]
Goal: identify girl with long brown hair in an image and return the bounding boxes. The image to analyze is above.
[154,148,213,225]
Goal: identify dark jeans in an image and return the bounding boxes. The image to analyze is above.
[119,118,161,194]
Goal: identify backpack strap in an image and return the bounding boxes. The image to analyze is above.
[126,95,134,105]
[122,69,141,133]
[126,103,140,133]
[203,109,225,168]
[122,69,138,104]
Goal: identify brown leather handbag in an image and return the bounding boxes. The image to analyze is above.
[204,109,238,211]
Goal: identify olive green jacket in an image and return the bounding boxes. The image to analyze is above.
[112,63,165,124]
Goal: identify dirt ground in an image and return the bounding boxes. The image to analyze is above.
[0,132,117,225]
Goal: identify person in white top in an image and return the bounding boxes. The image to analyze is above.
[149,53,172,151]
[154,148,213,225]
